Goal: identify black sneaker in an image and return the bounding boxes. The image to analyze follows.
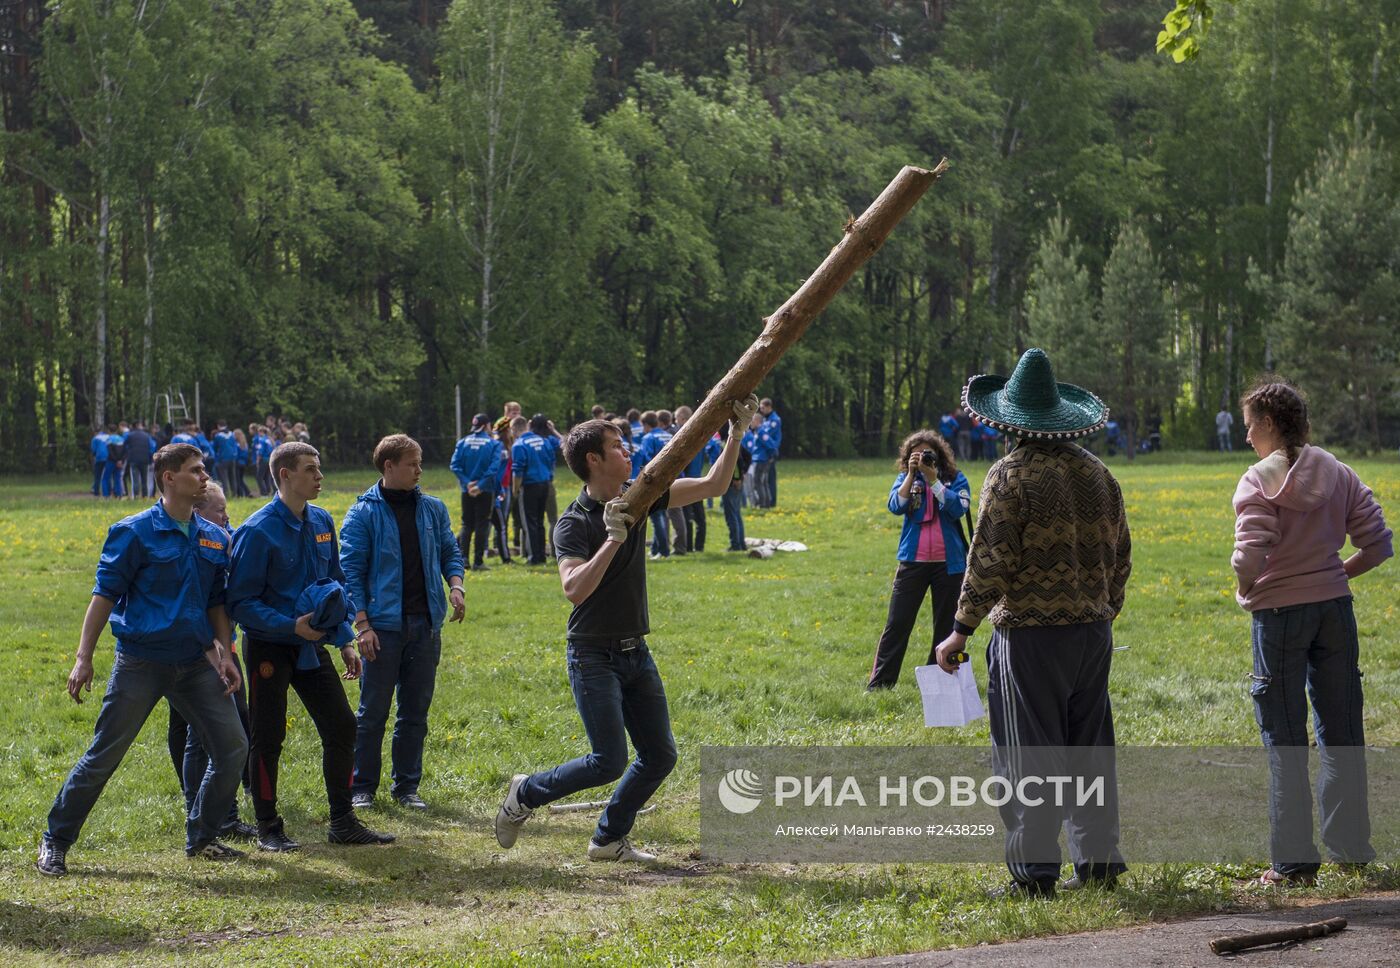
[36,837,67,877]
[395,792,429,811]
[220,819,258,841]
[351,792,375,810]
[257,825,301,853]
[990,878,1057,900]
[188,839,247,861]
[328,813,396,845]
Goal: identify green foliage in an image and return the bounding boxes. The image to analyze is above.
[1157,1,1220,63]
[1254,130,1400,449]
[1101,220,1176,449]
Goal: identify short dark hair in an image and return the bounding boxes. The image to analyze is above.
[373,434,422,473]
[271,441,319,483]
[529,413,550,435]
[657,409,673,426]
[626,408,641,422]
[612,417,632,441]
[591,405,605,418]
[640,410,658,429]
[563,419,618,481]
[153,443,204,492]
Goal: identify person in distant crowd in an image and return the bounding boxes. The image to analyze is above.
[740,413,761,507]
[1232,380,1392,887]
[37,444,247,876]
[955,407,974,462]
[171,421,198,448]
[631,411,654,483]
[758,399,782,507]
[505,415,529,557]
[626,409,644,440]
[591,405,606,420]
[666,408,697,556]
[748,408,777,509]
[213,420,238,497]
[451,413,504,571]
[154,422,173,450]
[232,429,252,498]
[342,435,466,812]
[638,411,674,558]
[124,420,155,499]
[513,414,563,565]
[103,425,127,499]
[1104,418,1122,457]
[868,431,971,689]
[939,410,959,446]
[934,349,1130,899]
[1216,406,1234,452]
[225,442,394,852]
[720,421,750,551]
[89,426,110,498]
[494,395,758,863]
[980,421,1001,461]
[193,423,215,473]
[166,481,256,841]
[252,424,276,496]
[492,417,517,564]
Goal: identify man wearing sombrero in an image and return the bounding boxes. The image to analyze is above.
[935,348,1132,898]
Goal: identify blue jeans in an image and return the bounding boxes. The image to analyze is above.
[519,642,677,844]
[751,461,772,508]
[352,615,441,797]
[91,460,105,496]
[649,510,669,557]
[101,460,123,497]
[47,652,247,852]
[721,487,745,550]
[1251,596,1373,876]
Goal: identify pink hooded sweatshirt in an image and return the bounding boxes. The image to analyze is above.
[1232,444,1393,612]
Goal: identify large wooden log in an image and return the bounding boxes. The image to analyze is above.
[626,159,950,514]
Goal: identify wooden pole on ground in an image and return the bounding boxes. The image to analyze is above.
[1208,917,1348,955]
[624,158,950,515]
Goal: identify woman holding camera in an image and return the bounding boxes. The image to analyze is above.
[868,431,972,689]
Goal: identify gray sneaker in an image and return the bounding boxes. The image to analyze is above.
[494,774,533,849]
[587,837,657,863]
[36,837,67,877]
[351,792,374,810]
[395,792,429,811]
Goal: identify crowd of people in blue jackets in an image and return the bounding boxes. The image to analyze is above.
[449,398,785,569]
[89,417,311,501]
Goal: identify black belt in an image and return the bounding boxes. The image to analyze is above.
[568,636,646,652]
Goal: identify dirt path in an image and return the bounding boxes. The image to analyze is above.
[818,892,1400,967]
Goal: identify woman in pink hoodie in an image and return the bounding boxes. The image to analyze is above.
[1233,381,1392,887]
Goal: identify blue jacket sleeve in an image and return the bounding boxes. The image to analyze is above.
[436,500,465,582]
[482,441,503,492]
[226,527,298,637]
[937,472,972,520]
[92,523,141,601]
[888,473,911,515]
[449,439,470,489]
[511,440,527,479]
[338,504,370,618]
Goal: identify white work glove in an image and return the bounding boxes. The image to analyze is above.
[603,498,635,543]
[731,393,760,432]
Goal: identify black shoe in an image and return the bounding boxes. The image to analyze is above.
[351,792,375,810]
[395,792,429,811]
[257,825,301,853]
[220,819,258,841]
[328,812,396,845]
[471,563,490,572]
[188,839,246,861]
[36,836,67,877]
[991,879,1057,900]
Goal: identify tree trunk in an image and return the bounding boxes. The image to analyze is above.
[141,196,156,422]
[94,187,111,429]
[627,161,948,513]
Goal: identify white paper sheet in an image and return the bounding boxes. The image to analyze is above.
[914,663,985,728]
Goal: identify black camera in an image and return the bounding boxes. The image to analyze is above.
[919,450,935,467]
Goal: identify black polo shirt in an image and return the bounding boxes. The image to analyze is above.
[552,483,670,642]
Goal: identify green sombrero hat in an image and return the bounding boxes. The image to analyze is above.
[961,348,1108,441]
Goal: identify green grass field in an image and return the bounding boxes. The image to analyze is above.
[1,454,1397,966]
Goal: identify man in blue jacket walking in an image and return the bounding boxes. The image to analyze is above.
[342,435,466,811]
[226,441,395,851]
[450,413,503,571]
[37,443,247,876]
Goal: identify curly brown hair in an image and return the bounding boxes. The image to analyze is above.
[1241,378,1310,465]
[895,430,958,484]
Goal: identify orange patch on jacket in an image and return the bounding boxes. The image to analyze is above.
[199,537,224,550]
[315,532,333,543]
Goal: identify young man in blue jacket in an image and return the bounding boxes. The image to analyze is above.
[89,427,109,497]
[495,395,758,863]
[226,441,394,851]
[638,411,674,558]
[512,414,562,565]
[342,435,466,811]
[37,443,247,876]
[450,413,503,571]
[213,420,239,497]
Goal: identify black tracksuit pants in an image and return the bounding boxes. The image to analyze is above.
[522,482,550,564]
[868,561,960,688]
[985,621,1126,886]
[459,490,495,566]
[245,637,357,831]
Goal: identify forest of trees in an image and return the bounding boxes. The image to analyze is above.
[2,0,1398,470]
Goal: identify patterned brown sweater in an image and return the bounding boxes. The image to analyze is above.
[954,441,1132,630]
